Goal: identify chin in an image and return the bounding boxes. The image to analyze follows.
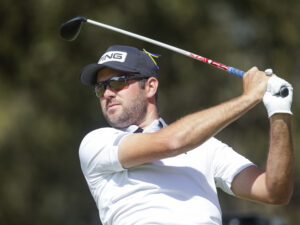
[108,121,129,129]
[106,116,129,129]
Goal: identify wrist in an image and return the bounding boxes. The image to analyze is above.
[270,113,292,122]
[241,92,262,107]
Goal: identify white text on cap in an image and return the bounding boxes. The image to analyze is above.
[98,51,127,64]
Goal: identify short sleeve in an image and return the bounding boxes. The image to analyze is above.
[210,138,255,195]
[79,128,130,178]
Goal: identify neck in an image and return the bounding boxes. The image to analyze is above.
[138,105,159,129]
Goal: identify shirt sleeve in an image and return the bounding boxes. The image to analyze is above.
[79,128,129,178]
[210,138,255,195]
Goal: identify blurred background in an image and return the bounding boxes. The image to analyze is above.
[0,0,299,224]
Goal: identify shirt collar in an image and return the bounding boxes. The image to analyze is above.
[119,118,167,133]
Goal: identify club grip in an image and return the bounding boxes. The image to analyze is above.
[227,67,245,78]
[227,67,289,97]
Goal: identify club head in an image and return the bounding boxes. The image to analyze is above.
[60,16,87,41]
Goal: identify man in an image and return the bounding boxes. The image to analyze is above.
[79,45,293,225]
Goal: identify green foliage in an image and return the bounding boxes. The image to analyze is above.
[0,0,299,224]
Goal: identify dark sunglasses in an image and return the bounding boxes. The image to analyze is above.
[94,74,148,98]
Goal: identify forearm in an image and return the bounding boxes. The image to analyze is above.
[265,114,294,203]
[119,94,260,168]
[164,94,259,154]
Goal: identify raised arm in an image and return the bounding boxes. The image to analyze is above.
[231,75,294,205]
[231,114,293,205]
[119,67,269,168]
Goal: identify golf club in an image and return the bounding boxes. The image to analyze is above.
[60,16,289,97]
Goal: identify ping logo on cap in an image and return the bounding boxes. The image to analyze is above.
[98,51,127,64]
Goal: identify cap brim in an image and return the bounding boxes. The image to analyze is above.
[80,63,140,86]
[80,64,105,85]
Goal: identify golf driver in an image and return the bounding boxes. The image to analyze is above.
[60,16,288,97]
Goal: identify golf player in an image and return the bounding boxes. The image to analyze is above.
[79,45,293,225]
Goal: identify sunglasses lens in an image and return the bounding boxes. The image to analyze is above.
[95,85,105,98]
[109,80,128,91]
[95,79,129,97]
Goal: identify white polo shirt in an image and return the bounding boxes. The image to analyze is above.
[79,118,254,225]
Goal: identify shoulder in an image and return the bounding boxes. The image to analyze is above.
[79,127,125,156]
[84,127,123,138]
[81,127,123,144]
[191,137,242,166]
[201,137,247,162]
[197,137,230,152]
[78,127,128,173]
[181,137,231,163]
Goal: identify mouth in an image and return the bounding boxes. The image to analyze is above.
[107,103,120,110]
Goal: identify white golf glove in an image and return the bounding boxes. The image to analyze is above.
[263,75,293,117]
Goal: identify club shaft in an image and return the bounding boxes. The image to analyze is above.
[85,18,287,96]
[87,19,244,77]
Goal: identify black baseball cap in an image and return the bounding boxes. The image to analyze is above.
[80,45,160,85]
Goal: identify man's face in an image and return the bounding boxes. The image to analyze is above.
[97,67,148,128]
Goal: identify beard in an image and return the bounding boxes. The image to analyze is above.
[101,91,148,128]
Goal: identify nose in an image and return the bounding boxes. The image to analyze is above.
[102,85,117,98]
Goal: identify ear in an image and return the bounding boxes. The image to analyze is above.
[145,77,159,99]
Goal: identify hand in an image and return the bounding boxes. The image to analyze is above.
[263,75,293,117]
[243,67,270,101]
